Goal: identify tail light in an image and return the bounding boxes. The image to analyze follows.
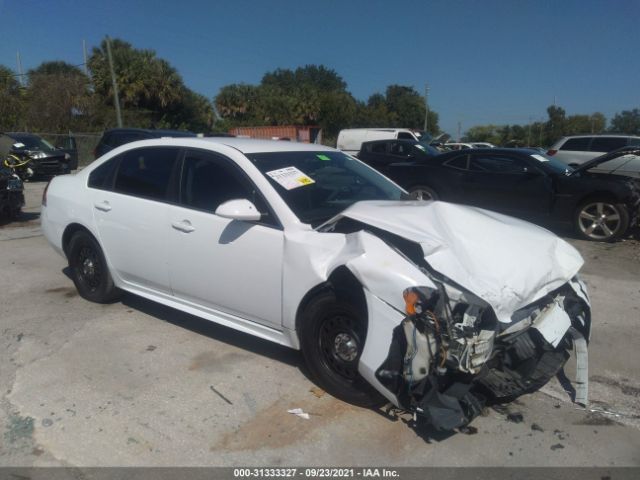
[42,180,51,206]
[547,149,557,156]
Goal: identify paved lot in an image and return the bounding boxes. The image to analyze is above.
[1,180,639,466]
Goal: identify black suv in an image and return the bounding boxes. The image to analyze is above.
[94,128,197,159]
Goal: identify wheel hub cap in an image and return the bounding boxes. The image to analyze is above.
[334,333,358,362]
[578,202,621,240]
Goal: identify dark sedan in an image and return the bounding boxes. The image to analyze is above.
[358,146,640,242]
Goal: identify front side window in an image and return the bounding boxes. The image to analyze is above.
[469,155,527,174]
[248,150,406,226]
[179,150,276,226]
[113,147,179,201]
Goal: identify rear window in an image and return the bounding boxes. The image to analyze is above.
[590,137,628,152]
[560,137,591,151]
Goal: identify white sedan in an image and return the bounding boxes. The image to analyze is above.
[42,138,591,430]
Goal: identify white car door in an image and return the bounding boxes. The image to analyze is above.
[167,149,284,329]
[90,146,180,295]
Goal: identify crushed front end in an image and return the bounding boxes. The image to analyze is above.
[374,278,591,431]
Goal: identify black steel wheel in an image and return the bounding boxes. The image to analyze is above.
[300,290,384,407]
[68,230,120,303]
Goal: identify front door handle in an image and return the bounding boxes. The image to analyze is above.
[171,220,195,233]
[94,201,111,212]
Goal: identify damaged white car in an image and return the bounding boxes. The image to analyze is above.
[42,138,591,430]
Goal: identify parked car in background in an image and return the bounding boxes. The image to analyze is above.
[54,135,79,170]
[360,147,640,241]
[443,142,475,150]
[470,142,496,148]
[356,139,440,173]
[94,128,197,158]
[41,137,591,431]
[0,132,72,177]
[547,134,640,166]
[337,128,430,156]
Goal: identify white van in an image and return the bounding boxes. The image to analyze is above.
[337,128,426,156]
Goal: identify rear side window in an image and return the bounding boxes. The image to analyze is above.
[371,143,387,154]
[590,137,628,152]
[397,132,414,140]
[88,159,117,190]
[113,147,179,201]
[560,137,591,151]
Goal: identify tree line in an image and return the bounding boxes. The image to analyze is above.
[0,37,438,143]
[463,105,640,147]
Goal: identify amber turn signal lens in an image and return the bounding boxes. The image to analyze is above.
[403,289,420,315]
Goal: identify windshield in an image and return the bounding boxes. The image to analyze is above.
[11,134,56,152]
[248,150,407,226]
[528,152,573,175]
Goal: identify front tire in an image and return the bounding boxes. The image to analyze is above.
[574,199,629,242]
[68,231,120,303]
[300,291,383,407]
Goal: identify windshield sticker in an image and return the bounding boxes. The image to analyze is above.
[12,142,26,149]
[266,166,315,190]
[317,154,331,161]
[531,154,549,162]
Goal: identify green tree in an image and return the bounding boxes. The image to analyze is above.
[25,61,92,132]
[609,108,640,135]
[0,65,24,130]
[384,85,425,129]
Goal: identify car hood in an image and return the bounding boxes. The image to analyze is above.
[322,200,584,322]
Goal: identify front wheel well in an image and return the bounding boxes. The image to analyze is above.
[62,223,95,258]
[295,266,367,334]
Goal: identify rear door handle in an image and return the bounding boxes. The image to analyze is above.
[94,201,111,212]
[171,220,195,233]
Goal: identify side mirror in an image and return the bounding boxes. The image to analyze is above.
[215,199,262,222]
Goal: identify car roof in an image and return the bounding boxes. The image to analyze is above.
[104,128,196,137]
[560,134,640,139]
[123,137,335,154]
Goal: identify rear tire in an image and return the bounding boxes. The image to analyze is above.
[300,291,384,407]
[68,231,120,303]
[408,185,439,201]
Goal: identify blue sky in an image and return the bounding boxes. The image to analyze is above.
[0,0,638,136]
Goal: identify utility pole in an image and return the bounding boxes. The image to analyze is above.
[423,83,430,133]
[457,121,461,142]
[16,51,24,87]
[105,36,123,127]
[82,39,89,76]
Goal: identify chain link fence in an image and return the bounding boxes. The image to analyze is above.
[35,132,102,168]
